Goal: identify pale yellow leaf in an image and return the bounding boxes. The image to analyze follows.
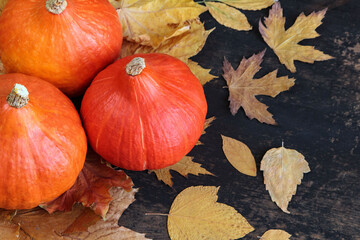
[259,2,333,73]
[113,0,206,47]
[186,60,217,86]
[197,116,216,145]
[206,2,251,31]
[218,0,274,10]
[222,50,295,125]
[150,156,213,187]
[221,135,257,176]
[260,229,292,240]
[168,186,254,240]
[260,147,311,213]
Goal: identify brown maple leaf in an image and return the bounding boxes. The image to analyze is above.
[40,149,133,218]
[259,2,333,73]
[222,50,295,125]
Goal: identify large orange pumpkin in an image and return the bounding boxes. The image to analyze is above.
[0,0,122,96]
[81,53,208,171]
[0,73,87,209]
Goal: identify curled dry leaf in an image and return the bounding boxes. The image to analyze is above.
[259,2,333,73]
[260,146,311,213]
[111,0,206,48]
[40,149,133,218]
[217,0,274,10]
[150,156,213,187]
[167,186,254,240]
[221,135,257,176]
[222,50,295,125]
[205,2,252,31]
[260,229,292,240]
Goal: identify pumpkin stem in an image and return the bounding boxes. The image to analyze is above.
[46,0,67,15]
[126,57,146,76]
[7,84,29,109]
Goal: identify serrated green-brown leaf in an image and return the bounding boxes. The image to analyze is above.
[222,50,295,125]
[206,2,251,31]
[168,186,254,240]
[260,147,310,213]
[218,0,274,10]
[259,2,333,72]
[260,229,292,239]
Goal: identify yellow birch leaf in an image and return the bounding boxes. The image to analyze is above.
[113,0,206,47]
[150,156,213,187]
[221,135,257,176]
[168,186,254,240]
[260,229,292,239]
[222,50,295,125]
[197,116,216,145]
[259,2,333,73]
[206,2,252,31]
[218,0,274,10]
[260,147,311,213]
[186,59,217,86]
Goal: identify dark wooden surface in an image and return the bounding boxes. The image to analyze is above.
[116,1,360,239]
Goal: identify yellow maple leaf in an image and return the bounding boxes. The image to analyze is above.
[150,156,213,187]
[205,2,252,31]
[222,50,295,125]
[260,229,292,239]
[259,2,333,73]
[197,116,216,145]
[217,0,274,10]
[111,0,206,48]
[221,135,257,176]
[260,146,311,213]
[167,186,254,240]
[185,59,217,86]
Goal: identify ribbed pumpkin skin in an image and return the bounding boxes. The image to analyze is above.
[81,53,207,170]
[0,0,122,96]
[0,73,87,209]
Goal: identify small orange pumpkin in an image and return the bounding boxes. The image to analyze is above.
[81,53,208,170]
[0,73,87,209]
[0,0,122,96]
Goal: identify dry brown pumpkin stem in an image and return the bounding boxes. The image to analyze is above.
[6,83,29,108]
[126,57,146,76]
[46,0,67,15]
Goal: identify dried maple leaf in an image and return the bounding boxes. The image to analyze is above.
[111,0,206,48]
[260,229,292,239]
[40,150,133,218]
[167,186,254,239]
[222,50,295,125]
[260,146,311,213]
[217,0,274,10]
[205,2,252,31]
[221,135,257,176]
[197,116,216,145]
[259,2,333,73]
[185,59,216,86]
[149,156,213,187]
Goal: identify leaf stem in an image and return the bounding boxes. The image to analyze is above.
[145,213,169,216]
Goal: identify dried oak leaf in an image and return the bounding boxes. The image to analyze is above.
[260,146,310,213]
[40,150,133,218]
[221,135,257,177]
[205,2,252,31]
[259,2,333,73]
[222,50,295,125]
[168,186,254,239]
[149,156,213,187]
[260,229,292,239]
[111,0,206,48]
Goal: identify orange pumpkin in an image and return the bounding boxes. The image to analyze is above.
[81,53,207,170]
[0,73,87,209]
[0,0,122,96]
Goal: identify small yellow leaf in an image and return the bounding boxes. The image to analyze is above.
[206,2,252,31]
[260,229,291,239]
[168,186,254,240]
[260,146,310,213]
[218,0,274,10]
[113,0,206,47]
[150,156,213,187]
[186,60,217,86]
[259,2,333,73]
[221,135,257,176]
[197,116,216,145]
